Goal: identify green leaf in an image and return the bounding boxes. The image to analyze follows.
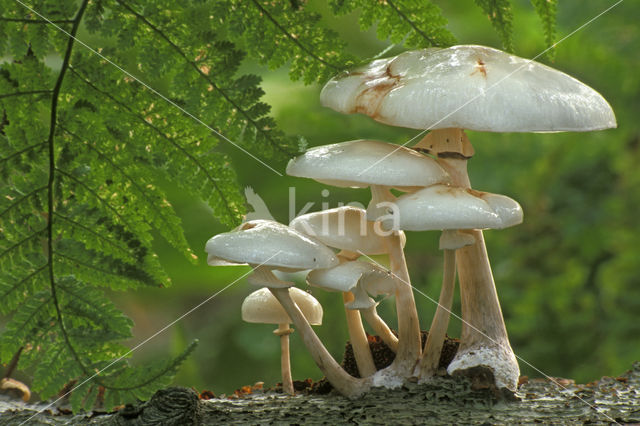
[330,0,456,50]
[0,0,244,411]
[530,0,558,59]
[222,0,356,84]
[474,0,515,52]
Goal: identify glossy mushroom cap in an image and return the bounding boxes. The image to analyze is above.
[205,220,338,271]
[306,261,395,309]
[321,45,616,132]
[242,287,323,325]
[290,206,404,255]
[381,184,523,232]
[286,139,450,189]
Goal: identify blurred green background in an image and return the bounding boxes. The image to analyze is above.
[111,0,639,395]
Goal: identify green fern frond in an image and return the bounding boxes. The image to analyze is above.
[474,0,515,52]
[107,0,301,159]
[530,0,558,59]
[217,0,356,84]
[0,0,257,411]
[330,0,456,50]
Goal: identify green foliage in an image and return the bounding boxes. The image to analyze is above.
[530,0,557,59]
[329,0,456,50]
[0,0,265,411]
[474,0,515,52]
[0,0,563,412]
[221,0,356,84]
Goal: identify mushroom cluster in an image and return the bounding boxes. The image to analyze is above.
[206,45,615,397]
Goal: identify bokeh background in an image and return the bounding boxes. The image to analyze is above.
[108,1,639,394]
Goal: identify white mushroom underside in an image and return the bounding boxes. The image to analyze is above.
[307,260,396,310]
[321,45,616,132]
[205,220,338,270]
[290,206,393,255]
[286,140,450,188]
[382,184,523,231]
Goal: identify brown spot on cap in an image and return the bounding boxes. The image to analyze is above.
[353,64,400,118]
[466,188,487,198]
[471,58,487,78]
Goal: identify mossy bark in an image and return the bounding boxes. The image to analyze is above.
[2,362,639,425]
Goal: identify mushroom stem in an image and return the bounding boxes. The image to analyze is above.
[274,324,294,395]
[269,287,371,398]
[417,248,456,378]
[336,252,377,377]
[416,128,519,390]
[367,185,396,221]
[343,292,377,377]
[248,265,293,288]
[361,306,398,352]
[451,229,519,390]
[386,232,422,375]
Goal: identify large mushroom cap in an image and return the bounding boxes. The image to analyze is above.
[205,220,338,271]
[242,287,323,325]
[321,45,616,132]
[290,206,403,255]
[382,184,523,231]
[286,139,450,189]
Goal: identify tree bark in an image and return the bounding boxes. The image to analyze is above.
[2,362,638,425]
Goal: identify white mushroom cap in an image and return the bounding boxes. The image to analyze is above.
[286,140,450,189]
[290,206,404,255]
[306,261,396,309]
[205,220,338,271]
[241,287,323,325]
[382,184,523,231]
[321,45,616,132]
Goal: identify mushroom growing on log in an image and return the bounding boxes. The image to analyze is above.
[319,45,616,391]
[380,184,523,380]
[205,220,371,398]
[242,287,322,395]
[287,140,451,376]
[290,206,402,377]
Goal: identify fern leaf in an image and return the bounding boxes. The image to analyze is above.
[474,0,515,52]
[211,0,355,84]
[0,0,255,411]
[530,0,558,59]
[330,0,456,50]
[107,0,301,160]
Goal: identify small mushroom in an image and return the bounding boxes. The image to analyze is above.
[307,260,399,353]
[206,220,371,398]
[0,377,31,402]
[288,142,451,374]
[320,45,616,390]
[206,220,338,279]
[242,287,322,395]
[380,184,523,379]
[290,206,403,376]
